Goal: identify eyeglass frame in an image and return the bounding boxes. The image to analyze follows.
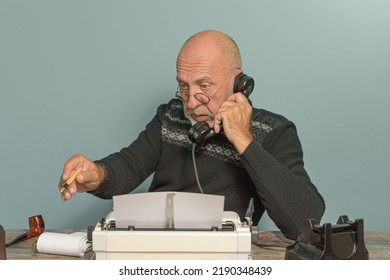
[175,68,237,104]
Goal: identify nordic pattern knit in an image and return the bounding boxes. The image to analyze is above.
[92,98,325,239]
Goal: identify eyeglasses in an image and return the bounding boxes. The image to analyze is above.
[175,69,235,105]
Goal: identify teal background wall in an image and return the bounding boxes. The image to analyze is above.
[1,0,389,231]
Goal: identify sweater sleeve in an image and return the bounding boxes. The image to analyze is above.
[89,106,163,199]
[241,121,325,240]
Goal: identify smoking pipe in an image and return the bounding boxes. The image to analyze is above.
[6,215,45,247]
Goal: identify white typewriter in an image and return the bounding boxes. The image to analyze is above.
[92,192,253,260]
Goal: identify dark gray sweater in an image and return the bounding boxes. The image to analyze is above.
[92,98,325,239]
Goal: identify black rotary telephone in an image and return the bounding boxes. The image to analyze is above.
[188,73,255,146]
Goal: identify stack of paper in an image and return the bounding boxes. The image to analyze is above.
[36,232,91,257]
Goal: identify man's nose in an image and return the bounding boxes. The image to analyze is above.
[186,93,202,109]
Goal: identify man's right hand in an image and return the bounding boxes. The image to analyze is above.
[58,154,105,201]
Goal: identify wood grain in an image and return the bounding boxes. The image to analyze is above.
[4,230,390,260]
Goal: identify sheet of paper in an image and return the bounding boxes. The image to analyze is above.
[113,192,225,230]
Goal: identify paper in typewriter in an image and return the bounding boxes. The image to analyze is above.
[113,192,225,230]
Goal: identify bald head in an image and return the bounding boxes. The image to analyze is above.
[175,30,245,124]
[177,30,242,70]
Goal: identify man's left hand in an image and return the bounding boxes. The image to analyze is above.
[212,92,253,154]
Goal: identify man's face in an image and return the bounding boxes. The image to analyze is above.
[176,48,235,126]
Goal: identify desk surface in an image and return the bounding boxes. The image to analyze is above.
[4,230,390,260]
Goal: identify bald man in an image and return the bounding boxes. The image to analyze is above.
[59,30,324,239]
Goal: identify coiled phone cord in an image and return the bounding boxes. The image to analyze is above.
[192,143,205,194]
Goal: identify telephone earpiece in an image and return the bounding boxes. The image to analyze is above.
[233,73,255,97]
[188,73,255,146]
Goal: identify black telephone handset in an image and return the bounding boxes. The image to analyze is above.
[188,73,255,146]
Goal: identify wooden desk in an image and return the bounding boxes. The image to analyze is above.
[251,231,390,260]
[5,229,93,260]
[4,230,390,260]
